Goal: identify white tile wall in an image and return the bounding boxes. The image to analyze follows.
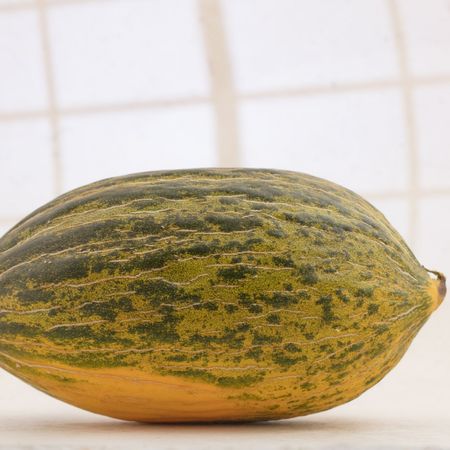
[0,0,31,6]
[223,0,398,93]
[60,105,216,192]
[0,221,14,238]
[0,119,54,218]
[416,193,450,386]
[240,89,408,194]
[398,0,450,77]
[366,196,410,244]
[0,10,48,112]
[47,0,210,108]
[415,85,450,190]
[417,196,450,274]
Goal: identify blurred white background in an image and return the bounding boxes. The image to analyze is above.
[0,0,450,448]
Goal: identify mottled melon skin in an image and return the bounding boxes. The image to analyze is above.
[0,168,445,422]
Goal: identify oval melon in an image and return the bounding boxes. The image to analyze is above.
[0,168,445,422]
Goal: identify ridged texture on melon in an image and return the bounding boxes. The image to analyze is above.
[0,169,440,422]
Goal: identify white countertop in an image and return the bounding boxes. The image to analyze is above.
[1,410,449,450]
[1,366,449,450]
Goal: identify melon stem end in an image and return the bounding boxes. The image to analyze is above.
[424,267,446,311]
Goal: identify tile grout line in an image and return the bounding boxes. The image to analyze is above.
[44,0,115,5]
[0,0,111,11]
[0,219,20,225]
[238,73,450,99]
[0,110,49,122]
[241,79,403,100]
[36,0,63,197]
[198,0,240,167]
[387,0,420,248]
[1,75,450,124]
[54,96,211,116]
[0,97,211,123]
[0,2,35,12]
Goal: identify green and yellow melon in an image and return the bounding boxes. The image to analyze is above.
[0,168,445,422]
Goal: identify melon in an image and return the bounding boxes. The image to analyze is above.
[0,168,445,422]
